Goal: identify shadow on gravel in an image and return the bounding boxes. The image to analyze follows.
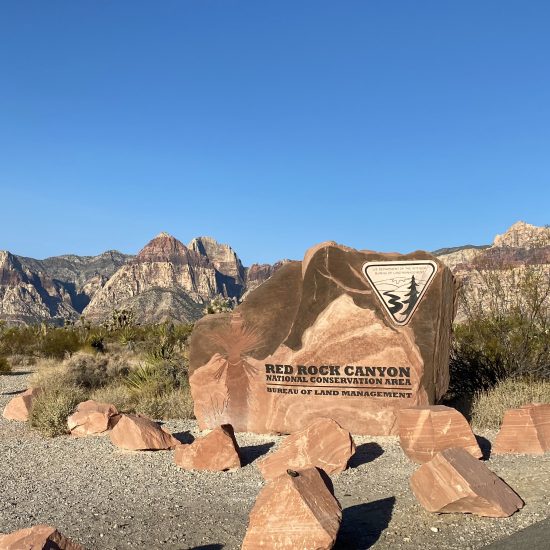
[335,496,396,549]
[189,545,224,549]
[172,431,195,445]
[348,442,384,468]
[2,389,26,396]
[240,442,274,466]
[476,435,492,460]
[3,371,33,376]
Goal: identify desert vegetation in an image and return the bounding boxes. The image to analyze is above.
[0,311,194,436]
[446,258,550,428]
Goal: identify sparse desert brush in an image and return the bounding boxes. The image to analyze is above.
[471,378,550,430]
[29,385,86,437]
[134,388,194,420]
[40,328,81,359]
[0,355,11,374]
[90,383,133,412]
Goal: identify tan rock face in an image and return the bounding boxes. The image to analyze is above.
[492,404,550,455]
[109,414,178,451]
[397,405,482,463]
[258,418,355,480]
[190,242,456,435]
[174,424,241,471]
[0,524,85,550]
[2,388,42,422]
[242,467,342,550]
[410,448,523,517]
[67,400,119,437]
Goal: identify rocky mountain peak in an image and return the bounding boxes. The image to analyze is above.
[136,233,197,264]
[493,221,549,249]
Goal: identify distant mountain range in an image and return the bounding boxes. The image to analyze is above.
[0,221,547,326]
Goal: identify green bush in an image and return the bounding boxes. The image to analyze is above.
[40,329,81,359]
[0,356,11,374]
[29,386,86,437]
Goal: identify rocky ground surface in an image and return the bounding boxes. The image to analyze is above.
[1,369,549,550]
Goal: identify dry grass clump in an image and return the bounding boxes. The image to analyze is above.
[470,378,550,430]
[0,356,11,374]
[29,384,86,437]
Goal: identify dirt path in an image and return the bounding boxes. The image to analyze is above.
[1,370,549,550]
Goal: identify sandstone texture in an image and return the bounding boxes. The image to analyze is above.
[242,467,342,550]
[257,418,355,480]
[397,405,482,463]
[174,424,241,471]
[67,400,119,437]
[2,388,42,422]
[190,241,456,435]
[492,404,550,455]
[109,414,178,451]
[410,448,524,518]
[0,524,85,550]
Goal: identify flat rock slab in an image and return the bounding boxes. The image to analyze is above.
[397,405,482,463]
[174,424,241,471]
[109,414,178,451]
[258,417,355,480]
[242,467,342,550]
[493,404,550,455]
[189,242,456,435]
[0,524,85,549]
[2,388,42,422]
[410,447,524,517]
[67,400,119,437]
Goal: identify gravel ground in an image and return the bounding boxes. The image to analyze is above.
[1,369,549,550]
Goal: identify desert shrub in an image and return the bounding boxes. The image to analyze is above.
[90,383,134,412]
[0,356,11,374]
[64,352,131,389]
[0,325,41,357]
[29,385,86,437]
[203,295,237,315]
[470,378,550,429]
[40,328,80,359]
[133,388,194,420]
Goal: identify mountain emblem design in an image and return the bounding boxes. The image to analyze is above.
[362,260,438,325]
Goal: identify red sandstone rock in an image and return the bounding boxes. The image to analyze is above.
[493,404,550,455]
[0,524,85,549]
[2,388,42,422]
[109,414,178,451]
[257,418,355,480]
[242,467,342,549]
[174,424,241,471]
[67,400,119,436]
[189,242,456,436]
[397,405,482,463]
[410,448,523,517]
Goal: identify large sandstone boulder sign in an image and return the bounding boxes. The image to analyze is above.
[174,424,241,471]
[258,418,355,480]
[67,400,119,437]
[410,448,523,517]
[189,242,456,435]
[397,405,482,463]
[0,524,85,549]
[109,414,178,451]
[492,404,550,455]
[2,388,42,422]
[242,467,342,549]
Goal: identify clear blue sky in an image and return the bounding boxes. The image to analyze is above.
[1,1,548,265]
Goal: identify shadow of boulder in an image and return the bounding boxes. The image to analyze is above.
[171,431,195,445]
[189,545,224,550]
[348,442,384,468]
[335,496,396,549]
[240,442,274,466]
[476,434,492,460]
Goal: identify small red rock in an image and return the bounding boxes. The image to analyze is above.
[410,447,524,517]
[257,417,355,480]
[492,404,550,455]
[174,424,241,471]
[2,388,42,422]
[109,414,178,450]
[242,467,342,549]
[67,400,119,437]
[397,405,482,463]
[0,524,85,549]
